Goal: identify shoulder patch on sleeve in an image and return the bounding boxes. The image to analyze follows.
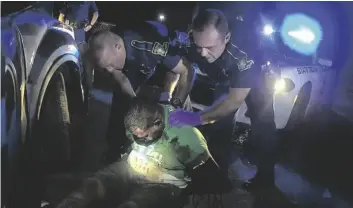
[237,58,254,72]
[131,40,169,57]
[152,42,169,57]
[227,42,254,72]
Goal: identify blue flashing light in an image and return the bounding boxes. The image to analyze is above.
[280,13,323,56]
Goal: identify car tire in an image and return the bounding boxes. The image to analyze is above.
[35,70,85,174]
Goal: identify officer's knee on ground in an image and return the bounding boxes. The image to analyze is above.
[117,201,138,208]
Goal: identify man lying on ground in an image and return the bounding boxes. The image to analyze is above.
[87,21,195,163]
[54,98,221,208]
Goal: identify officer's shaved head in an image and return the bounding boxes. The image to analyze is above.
[88,30,126,71]
[191,9,231,63]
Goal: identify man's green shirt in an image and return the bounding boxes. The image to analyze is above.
[126,105,210,188]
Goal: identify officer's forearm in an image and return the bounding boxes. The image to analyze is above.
[90,12,99,26]
[120,82,136,98]
[173,60,195,102]
[111,70,136,98]
[200,88,250,124]
[163,72,179,97]
[200,95,239,124]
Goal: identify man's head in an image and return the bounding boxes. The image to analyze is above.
[191,9,231,63]
[124,98,165,146]
[88,30,126,72]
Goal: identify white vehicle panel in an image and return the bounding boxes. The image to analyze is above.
[235,65,336,129]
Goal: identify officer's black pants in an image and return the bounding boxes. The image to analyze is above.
[78,43,94,96]
[201,85,239,174]
[243,87,278,178]
[105,89,131,159]
[205,85,278,179]
[74,28,86,44]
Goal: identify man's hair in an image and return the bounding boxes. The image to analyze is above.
[124,98,165,131]
[88,30,121,64]
[88,30,118,49]
[191,9,229,37]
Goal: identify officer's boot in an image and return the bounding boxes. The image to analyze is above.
[244,164,294,207]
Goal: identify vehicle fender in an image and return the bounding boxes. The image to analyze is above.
[1,23,29,145]
[14,11,75,77]
[26,28,81,125]
[1,25,17,61]
[1,57,21,151]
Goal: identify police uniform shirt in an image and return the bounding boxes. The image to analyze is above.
[111,21,183,90]
[189,2,269,89]
[187,40,261,89]
[187,27,275,126]
[35,2,54,17]
[59,1,98,23]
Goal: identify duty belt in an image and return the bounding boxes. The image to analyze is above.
[65,20,87,29]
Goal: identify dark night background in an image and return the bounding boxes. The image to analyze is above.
[2,1,353,207]
[1,1,196,30]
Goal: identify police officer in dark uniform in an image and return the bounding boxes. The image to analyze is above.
[88,21,195,164]
[169,9,279,193]
[34,1,54,17]
[144,30,195,111]
[59,1,99,45]
[59,1,99,95]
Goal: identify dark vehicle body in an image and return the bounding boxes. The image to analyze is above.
[1,6,88,207]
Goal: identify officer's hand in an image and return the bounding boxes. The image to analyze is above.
[169,109,201,127]
[84,25,92,32]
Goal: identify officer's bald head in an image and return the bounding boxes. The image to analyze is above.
[88,30,126,71]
